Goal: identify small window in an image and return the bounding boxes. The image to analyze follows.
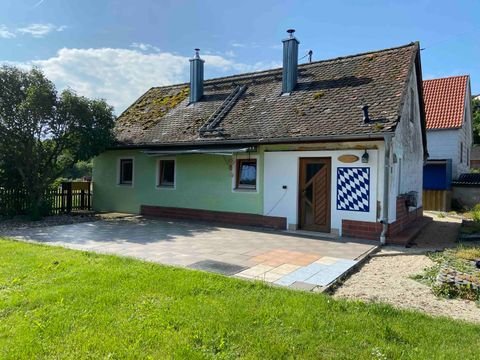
[119,158,133,185]
[460,142,463,163]
[236,159,257,190]
[158,160,175,187]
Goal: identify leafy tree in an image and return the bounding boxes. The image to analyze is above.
[0,66,115,218]
[61,160,93,180]
[473,97,480,144]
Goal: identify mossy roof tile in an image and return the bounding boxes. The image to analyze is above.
[115,43,419,146]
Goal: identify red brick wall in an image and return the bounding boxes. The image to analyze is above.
[388,196,423,236]
[140,205,287,230]
[342,219,383,240]
[342,196,423,241]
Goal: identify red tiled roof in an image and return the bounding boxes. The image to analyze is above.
[423,75,469,129]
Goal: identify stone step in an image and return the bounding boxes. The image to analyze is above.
[387,216,433,246]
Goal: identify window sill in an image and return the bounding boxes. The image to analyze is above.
[156,185,176,190]
[117,183,133,187]
[233,187,257,193]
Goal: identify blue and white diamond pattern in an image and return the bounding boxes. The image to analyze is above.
[337,167,370,212]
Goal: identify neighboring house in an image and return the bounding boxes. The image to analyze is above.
[93,31,427,243]
[471,145,480,169]
[423,75,473,180]
[471,96,480,168]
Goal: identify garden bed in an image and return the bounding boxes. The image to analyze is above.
[413,246,480,301]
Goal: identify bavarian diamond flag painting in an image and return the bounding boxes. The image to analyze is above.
[336,167,370,212]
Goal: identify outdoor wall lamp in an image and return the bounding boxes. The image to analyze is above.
[361,149,369,163]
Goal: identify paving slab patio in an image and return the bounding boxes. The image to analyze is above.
[3,216,378,290]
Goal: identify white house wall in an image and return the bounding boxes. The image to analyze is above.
[458,80,473,176]
[427,129,460,170]
[427,128,469,179]
[263,147,380,235]
[390,65,424,221]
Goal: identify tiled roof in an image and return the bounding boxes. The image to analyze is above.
[423,75,469,130]
[115,43,420,147]
[452,173,480,185]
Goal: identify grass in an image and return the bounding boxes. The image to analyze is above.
[456,247,480,261]
[1,239,480,359]
[471,204,480,222]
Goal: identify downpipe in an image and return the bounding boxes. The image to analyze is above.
[380,134,393,245]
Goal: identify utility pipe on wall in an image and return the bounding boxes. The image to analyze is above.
[380,134,393,245]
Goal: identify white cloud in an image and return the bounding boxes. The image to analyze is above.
[231,42,246,48]
[17,23,65,38]
[0,23,65,39]
[231,42,260,49]
[7,47,280,114]
[270,44,283,50]
[0,25,16,39]
[32,0,46,8]
[130,42,160,52]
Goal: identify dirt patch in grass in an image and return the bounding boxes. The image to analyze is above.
[334,252,480,323]
[0,213,100,233]
[334,213,480,323]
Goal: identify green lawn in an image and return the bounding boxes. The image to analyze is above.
[1,238,479,359]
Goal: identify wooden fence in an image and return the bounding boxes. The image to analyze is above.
[423,190,451,212]
[0,182,92,216]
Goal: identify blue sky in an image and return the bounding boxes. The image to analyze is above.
[0,0,478,113]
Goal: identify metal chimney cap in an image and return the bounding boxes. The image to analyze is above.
[286,29,295,37]
[194,48,201,58]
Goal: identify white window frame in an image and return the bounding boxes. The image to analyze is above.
[117,157,134,187]
[156,157,176,190]
[232,154,259,193]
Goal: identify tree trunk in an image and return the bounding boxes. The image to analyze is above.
[27,185,46,220]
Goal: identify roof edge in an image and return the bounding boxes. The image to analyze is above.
[109,132,393,150]
[423,74,470,83]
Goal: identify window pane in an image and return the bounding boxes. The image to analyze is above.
[159,160,175,186]
[306,163,323,182]
[120,159,133,184]
[238,160,256,188]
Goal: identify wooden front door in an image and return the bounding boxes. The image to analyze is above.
[299,158,331,232]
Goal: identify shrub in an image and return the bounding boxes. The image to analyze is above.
[471,204,480,222]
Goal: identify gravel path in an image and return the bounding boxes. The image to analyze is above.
[334,212,480,324]
[0,213,100,233]
[0,212,136,234]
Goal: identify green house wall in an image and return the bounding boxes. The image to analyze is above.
[92,149,264,215]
